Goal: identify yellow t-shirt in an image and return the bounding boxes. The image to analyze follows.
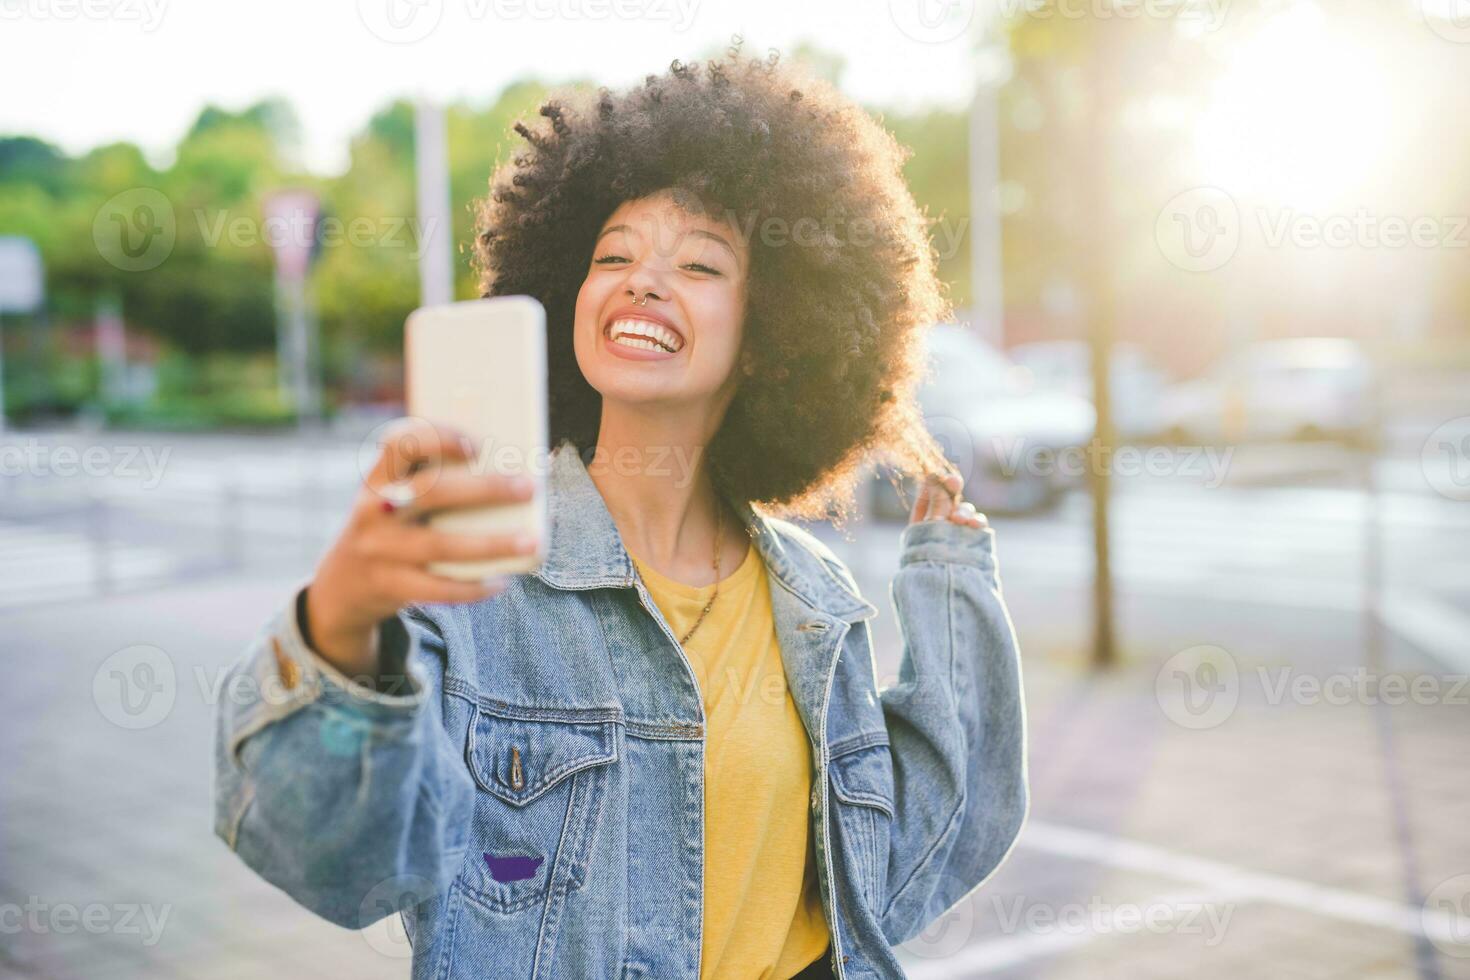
[628,536,831,980]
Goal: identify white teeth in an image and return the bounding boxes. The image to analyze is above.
[609,318,682,352]
[613,336,666,352]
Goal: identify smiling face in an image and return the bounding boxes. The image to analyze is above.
[573,190,750,417]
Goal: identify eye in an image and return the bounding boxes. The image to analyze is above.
[593,253,628,265]
[683,262,721,276]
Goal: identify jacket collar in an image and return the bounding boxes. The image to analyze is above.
[532,440,877,623]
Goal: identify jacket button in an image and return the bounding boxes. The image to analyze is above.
[510,745,525,790]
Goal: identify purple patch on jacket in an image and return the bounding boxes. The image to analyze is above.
[484,853,545,882]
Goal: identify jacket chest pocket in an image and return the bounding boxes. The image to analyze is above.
[828,737,895,914]
[461,703,620,914]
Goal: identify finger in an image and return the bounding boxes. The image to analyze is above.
[928,475,957,521]
[910,474,941,523]
[357,524,540,565]
[408,469,536,516]
[355,468,534,525]
[376,564,514,606]
[950,500,987,528]
[367,417,476,488]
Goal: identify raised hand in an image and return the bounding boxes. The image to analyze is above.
[908,471,987,530]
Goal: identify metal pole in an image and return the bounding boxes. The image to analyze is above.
[415,99,454,308]
[0,312,7,434]
[96,293,127,406]
[1084,20,1119,669]
[1361,351,1385,676]
[968,35,1005,346]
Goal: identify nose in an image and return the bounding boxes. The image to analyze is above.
[624,274,666,305]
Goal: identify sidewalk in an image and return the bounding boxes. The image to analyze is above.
[2,562,1467,978]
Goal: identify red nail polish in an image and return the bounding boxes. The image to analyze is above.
[381,500,396,514]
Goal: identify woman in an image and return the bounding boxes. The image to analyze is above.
[214,40,1027,979]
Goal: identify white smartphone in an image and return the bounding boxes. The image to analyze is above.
[405,296,548,581]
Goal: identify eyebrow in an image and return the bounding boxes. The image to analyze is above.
[596,224,741,269]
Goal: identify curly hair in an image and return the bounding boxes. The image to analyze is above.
[472,36,957,526]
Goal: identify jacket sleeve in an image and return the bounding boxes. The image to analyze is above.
[211,581,476,928]
[874,518,1029,946]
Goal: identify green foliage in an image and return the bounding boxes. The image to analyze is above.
[0,63,992,419]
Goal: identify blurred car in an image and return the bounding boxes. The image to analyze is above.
[866,324,1096,519]
[1010,339,1169,442]
[1157,337,1373,446]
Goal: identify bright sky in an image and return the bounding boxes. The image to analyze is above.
[1,0,981,174]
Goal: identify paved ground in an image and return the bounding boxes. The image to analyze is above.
[3,553,1468,978]
[3,427,1469,977]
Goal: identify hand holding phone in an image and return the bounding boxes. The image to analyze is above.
[302,296,549,678]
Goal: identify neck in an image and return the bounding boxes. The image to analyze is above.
[587,401,730,579]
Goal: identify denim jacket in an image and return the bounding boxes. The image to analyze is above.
[213,439,1028,979]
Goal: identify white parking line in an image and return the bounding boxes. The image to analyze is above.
[1019,821,1458,943]
[896,820,1464,976]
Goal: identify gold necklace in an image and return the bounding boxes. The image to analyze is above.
[677,501,724,647]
